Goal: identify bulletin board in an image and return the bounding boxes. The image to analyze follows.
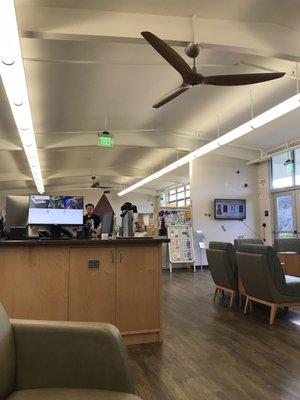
[159,207,191,227]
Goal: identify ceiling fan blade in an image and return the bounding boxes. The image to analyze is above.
[141,31,196,82]
[91,181,100,188]
[203,72,285,86]
[153,84,190,108]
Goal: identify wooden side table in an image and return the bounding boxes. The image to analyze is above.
[277,252,300,277]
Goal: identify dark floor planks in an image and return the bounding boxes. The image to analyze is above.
[128,270,300,400]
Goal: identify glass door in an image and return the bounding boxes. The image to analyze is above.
[273,191,297,238]
[295,189,300,235]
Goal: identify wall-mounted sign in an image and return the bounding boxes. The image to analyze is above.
[258,178,267,188]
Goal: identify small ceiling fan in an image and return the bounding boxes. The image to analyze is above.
[141,31,285,108]
[90,176,114,189]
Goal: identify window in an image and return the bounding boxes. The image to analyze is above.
[168,184,190,207]
[271,152,294,189]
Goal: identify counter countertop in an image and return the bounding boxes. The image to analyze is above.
[0,238,169,246]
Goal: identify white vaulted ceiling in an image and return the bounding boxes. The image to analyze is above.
[1,0,300,195]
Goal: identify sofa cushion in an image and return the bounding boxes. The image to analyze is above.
[284,275,300,298]
[0,304,16,399]
[285,275,300,284]
[7,389,142,400]
[274,239,300,253]
[234,238,263,251]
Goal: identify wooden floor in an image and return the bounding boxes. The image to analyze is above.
[128,270,300,400]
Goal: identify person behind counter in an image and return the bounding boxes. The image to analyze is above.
[83,203,101,229]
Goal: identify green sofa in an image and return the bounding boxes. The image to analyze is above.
[236,244,300,324]
[0,303,142,400]
[206,242,238,307]
[234,238,264,251]
[273,238,300,253]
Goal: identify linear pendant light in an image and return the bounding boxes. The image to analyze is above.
[118,93,300,196]
[0,0,44,193]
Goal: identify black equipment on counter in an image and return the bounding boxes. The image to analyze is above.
[9,226,27,240]
[120,202,137,237]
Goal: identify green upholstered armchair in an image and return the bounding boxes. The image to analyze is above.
[236,244,300,324]
[0,303,142,400]
[206,242,238,307]
[234,238,264,251]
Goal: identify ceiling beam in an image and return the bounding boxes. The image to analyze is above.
[44,167,148,180]
[0,138,21,151]
[35,131,196,152]
[0,172,32,182]
[16,5,300,62]
[34,131,260,160]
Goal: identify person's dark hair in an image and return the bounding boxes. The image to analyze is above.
[85,203,94,209]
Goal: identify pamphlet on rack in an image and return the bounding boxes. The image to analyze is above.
[167,225,195,264]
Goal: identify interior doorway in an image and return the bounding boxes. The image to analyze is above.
[273,189,300,238]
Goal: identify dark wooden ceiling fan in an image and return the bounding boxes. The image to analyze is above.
[90,176,114,189]
[141,31,285,108]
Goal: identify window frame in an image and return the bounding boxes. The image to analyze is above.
[270,149,299,192]
[167,184,191,207]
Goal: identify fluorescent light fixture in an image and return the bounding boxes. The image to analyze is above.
[118,92,300,196]
[0,0,44,193]
[250,93,300,129]
[217,122,253,146]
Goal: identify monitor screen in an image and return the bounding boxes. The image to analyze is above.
[5,195,29,231]
[214,199,246,220]
[28,195,84,225]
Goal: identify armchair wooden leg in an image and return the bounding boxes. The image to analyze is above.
[229,291,235,308]
[213,287,218,302]
[244,296,250,315]
[270,304,278,325]
[249,300,253,312]
[239,293,243,307]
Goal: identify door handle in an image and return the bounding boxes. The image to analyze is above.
[118,250,122,263]
[111,250,115,264]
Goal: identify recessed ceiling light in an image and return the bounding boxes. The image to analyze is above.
[1,57,15,66]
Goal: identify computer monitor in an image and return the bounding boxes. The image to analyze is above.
[101,212,115,235]
[5,195,29,232]
[28,195,84,225]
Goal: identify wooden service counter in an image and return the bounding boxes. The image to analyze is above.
[0,238,168,345]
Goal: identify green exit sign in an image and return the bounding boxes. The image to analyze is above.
[98,131,114,148]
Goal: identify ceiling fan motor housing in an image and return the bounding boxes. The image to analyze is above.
[185,43,201,59]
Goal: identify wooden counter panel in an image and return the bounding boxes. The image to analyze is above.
[116,245,160,332]
[69,247,116,323]
[0,247,30,318]
[0,242,163,344]
[0,246,69,320]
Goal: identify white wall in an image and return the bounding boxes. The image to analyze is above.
[190,154,260,265]
[257,161,273,245]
